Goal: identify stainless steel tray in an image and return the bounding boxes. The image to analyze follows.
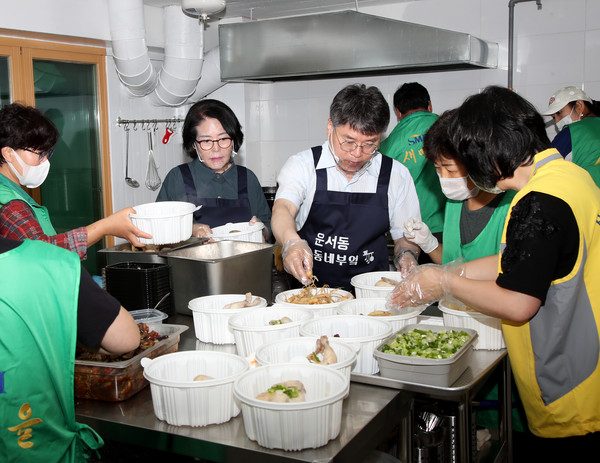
[99,237,205,264]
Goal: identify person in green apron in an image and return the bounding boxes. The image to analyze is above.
[0,103,151,260]
[0,236,140,462]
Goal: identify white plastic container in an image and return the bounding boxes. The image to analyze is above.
[254,336,357,382]
[210,221,264,243]
[336,298,426,332]
[350,271,402,298]
[438,299,505,350]
[300,315,393,375]
[130,201,199,245]
[227,306,314,357]
[188,294,268,344]
[141,351,249,427]
[275,288,354,317]
[233,363,349,450]
[129,309,168,330]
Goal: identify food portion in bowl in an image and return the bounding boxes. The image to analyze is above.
[381,328,472,359]
[374,277,399,287]
[284,285,353,305]
[193,374,214,381]
[368,310,394,316]
[256,380,307,403]
[268,316,293,325]
[306,336,337,365]
[222,292,262,309]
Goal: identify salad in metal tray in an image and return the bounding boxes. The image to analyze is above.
[381,328,472,359]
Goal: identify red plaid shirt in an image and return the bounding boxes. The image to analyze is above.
[0,199,88,259]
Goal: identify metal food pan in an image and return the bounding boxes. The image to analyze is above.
[160,240,274,314]
[99,237,204,265]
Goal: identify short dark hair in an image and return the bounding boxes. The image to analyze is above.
[329,84,389,136]
[182,99,243,158]
[0,103,58,165]
[448,86,551,189]
[393,82,431,114]
[423,109,458,163]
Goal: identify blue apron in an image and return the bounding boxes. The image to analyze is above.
[298,146,392,291]
[179,163,252,228]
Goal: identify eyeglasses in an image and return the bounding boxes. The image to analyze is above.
[23,147,55,162]
[195,137,233,151]
[333,128,379,155]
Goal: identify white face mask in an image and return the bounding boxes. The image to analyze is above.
[468,175,505,194]
[555,106,582,132]
[7,149,50,188]
[439,176,480,201]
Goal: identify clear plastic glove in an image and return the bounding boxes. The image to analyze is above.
[404,217,439,253]
[249,216,269,242]
[281,238,313,285]
[193,223,214,241]
[393,249,419,279]
[386,259,466,311]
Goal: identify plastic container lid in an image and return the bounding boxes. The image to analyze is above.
[129,309,168,325]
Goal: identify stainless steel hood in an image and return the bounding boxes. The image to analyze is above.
[219,11,498,82]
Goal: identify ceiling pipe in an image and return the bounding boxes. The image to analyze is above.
[508,0,542,91]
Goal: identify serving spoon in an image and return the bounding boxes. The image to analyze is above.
[142,292,171,322]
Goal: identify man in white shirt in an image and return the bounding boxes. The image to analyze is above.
[272,83,421,291]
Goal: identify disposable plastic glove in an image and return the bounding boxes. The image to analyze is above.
[404,217,439,254]
[249,216,269,242]
[386,258,466,311]
[281,239,313,286]
[393,249,419,279]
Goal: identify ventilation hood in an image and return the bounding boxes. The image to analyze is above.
[219,11,498,82]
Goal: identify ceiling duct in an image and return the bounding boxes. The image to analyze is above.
[219,11,498,82]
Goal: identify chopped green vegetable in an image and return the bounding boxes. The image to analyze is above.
[267,384,299,399]
[381,328,471,359]
[268,319,282,325]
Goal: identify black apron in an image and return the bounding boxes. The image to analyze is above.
[179,163,252,228]
[298,146,392,291]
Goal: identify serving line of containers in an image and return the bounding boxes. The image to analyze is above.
[84,202,506,451]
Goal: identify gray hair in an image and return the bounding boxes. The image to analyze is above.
[329,84,390,135]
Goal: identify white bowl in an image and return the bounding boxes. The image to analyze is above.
[141,351,249,427]
[188,294,268,344]
[438,299,505,350]
[210,221,265,244]
[254,336,357,382]
[336,298,426,332]
[131,201,198,245]
[350,271,402,298]
[275,287,354,317]
[233,363,349,450]
[227,306,314,357]
[300,315,393,375]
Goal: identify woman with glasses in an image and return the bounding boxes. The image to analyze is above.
[272,84,421,291]
[156,99,271,242]
[0,103,150,259]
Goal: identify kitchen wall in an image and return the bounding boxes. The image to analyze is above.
[1,0,599,214]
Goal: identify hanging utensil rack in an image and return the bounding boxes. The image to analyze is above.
[117,117,184,131]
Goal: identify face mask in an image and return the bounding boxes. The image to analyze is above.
[327,131,374,176]
[555,106,582,132]
[439,176,480,201]
[468,175,504,194]
[7,149,50,188]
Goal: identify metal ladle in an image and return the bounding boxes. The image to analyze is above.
[124,126,139,188]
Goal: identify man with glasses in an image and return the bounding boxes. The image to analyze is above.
[272,84,421,291]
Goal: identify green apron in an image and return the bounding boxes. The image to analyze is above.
[441,191,515,264]
[569,116,600,188]
[0,240,103,462]
[0,174,57,235]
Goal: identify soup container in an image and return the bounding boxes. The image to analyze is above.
[336,297,426,332]
[350,271,402,298]
[141,351,249,427]
[130,201,198,245]
[233,363,349,450]
[210,221,265,243]
[228,305,314,357]
[300,315,393,374]
[275,287,353,317]
[188,294,267,344]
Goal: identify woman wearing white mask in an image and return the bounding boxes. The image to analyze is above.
[403,109,516,265]
[0,103,150,259]
[541,86,600,187]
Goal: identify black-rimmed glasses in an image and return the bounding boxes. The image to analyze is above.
[23,147,55,162]
[195,137,233,151]
[333,128,378,155]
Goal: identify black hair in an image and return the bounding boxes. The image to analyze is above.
[393,82,431,114]
[423,109,458,163]
[329,84,389,135]
[448,86,551,189]
[182,99,243,158]
[584,99,600,117]
[0,103,58,165]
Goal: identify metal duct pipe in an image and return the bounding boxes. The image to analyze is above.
[508,0,542,90]
[187,46,225,101]
[108,0,158,96]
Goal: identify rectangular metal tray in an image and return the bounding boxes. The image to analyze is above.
[99,237,205,265]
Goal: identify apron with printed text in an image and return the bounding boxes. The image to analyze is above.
[298,146,391,291]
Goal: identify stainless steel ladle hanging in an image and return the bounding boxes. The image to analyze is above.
[124,125,139,188]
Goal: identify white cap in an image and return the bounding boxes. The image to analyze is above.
[541,86,593,115]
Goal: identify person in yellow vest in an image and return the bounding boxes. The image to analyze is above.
[0,236,140,462]
[388,86,600,459]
